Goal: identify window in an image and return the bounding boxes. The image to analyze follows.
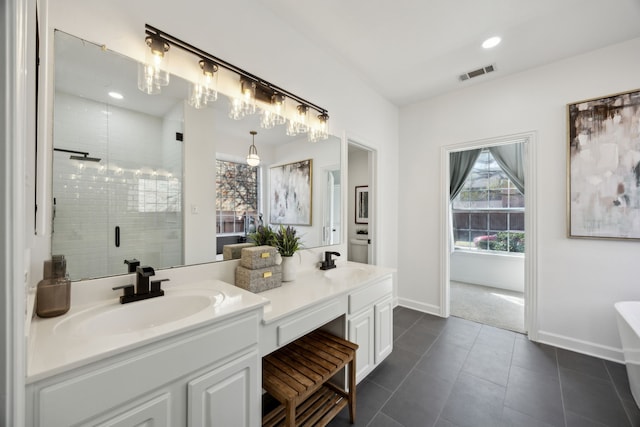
[136,177,182,213]
[216,159,259,235]
[452,148,524,253]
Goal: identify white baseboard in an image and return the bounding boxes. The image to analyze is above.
[394,300,625,363]
[397,298,442,317]
[536,330,624,363]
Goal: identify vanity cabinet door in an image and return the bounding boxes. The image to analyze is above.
[375,296,393,363]
[94,393,171,427]
[348,308,375,383]
[188,350,260,427]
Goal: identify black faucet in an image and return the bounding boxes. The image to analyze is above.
[112,265,168,304]
[320,251,340,270]
[124,258,140,273]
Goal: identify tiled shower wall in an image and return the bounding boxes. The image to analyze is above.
[52,92,183,280]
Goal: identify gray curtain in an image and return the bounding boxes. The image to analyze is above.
[489,142,525,194]
[450,149,481,201]
[449,149,481,252]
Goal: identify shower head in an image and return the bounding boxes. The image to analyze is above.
[54,148,101,162]
[69,154,101,162]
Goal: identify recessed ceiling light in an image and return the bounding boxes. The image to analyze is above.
[108,91,124,100]
[482,36,501,49]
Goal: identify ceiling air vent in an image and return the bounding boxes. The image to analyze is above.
[459,64,496,82]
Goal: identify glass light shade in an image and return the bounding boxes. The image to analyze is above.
[246,152,260,167]
[240,79,257,115]
[260,109,276,129]
[272,94,287,125]
[188,83,207,109]
[145,36,170,87]
[189,60,218,109]
[294,105,309,133]
[137,62,161,94]
[198,60,218,103]
[308,112,329,142]
[229,97,245,120]
[285,119,298,136]
[138,35,169,94]
[317,112,329,140]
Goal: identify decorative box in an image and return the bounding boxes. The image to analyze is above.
[235,264,282,293]
[223,243,254,260]
[240,245,278,269]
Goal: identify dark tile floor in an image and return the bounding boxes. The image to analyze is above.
[327,307,640,427]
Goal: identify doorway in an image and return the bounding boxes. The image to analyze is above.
[347,140,375,265]
[441,132,537,336]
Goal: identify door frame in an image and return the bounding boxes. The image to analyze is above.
[440,131,538,339]
[347,137,377,265]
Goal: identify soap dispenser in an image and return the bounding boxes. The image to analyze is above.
[36,255,71,318]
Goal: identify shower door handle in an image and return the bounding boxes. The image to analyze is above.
[115,226,120,247]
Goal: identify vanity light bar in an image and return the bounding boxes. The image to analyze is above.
[144,24,329,118]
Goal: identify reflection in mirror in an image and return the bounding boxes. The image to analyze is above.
[51,31,341,281]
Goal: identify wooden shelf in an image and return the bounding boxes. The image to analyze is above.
[262,330,358,427]
[263,384,348,427]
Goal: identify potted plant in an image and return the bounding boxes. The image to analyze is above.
[247,225,276,247]
[272,225,302,281]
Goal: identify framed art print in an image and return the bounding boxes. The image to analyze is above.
[567,88,640,239]
[269,159,313,225]
[355,185,369,224]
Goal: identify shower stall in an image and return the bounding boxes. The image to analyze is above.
[52,91,184,280]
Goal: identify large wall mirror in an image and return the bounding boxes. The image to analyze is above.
[52,31,342,281]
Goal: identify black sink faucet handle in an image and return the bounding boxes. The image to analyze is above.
[151,278,170,293]
[124,258,140,273]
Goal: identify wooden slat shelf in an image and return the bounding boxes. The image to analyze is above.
[262,330,358,427]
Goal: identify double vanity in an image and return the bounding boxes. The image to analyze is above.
[25,261,394,426]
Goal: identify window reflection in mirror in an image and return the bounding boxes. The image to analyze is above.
[51,31,341,281]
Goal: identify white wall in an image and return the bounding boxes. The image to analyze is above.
[399,37,640,361]
[40,0,399,279]
[450,252,524,293]
[183,105,217,264]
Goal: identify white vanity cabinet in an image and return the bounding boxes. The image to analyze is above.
[347,275,394,383]
[26,311,261,427]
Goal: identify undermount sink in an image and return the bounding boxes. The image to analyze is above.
[323,265,371,281]
[54,289,225,337]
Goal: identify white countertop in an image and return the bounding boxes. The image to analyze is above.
[27,279,268,383]
[260,261,395,324]
[27,261,395,383]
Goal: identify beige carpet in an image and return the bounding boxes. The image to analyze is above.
[450,281,525,333]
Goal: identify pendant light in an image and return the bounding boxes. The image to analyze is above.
[137,34,170,94]
[247,131,260,167]
[188,59,218,109]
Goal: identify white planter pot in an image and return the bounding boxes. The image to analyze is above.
[281,256,297,282]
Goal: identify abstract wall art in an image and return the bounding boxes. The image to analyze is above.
[568,89,640,239]
[269,159,313,225]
